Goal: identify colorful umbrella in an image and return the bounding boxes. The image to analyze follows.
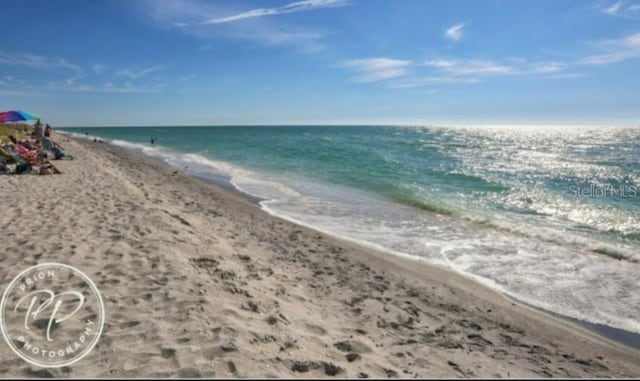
[0,110,39,123]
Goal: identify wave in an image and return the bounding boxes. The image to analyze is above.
[61,129,640,335]
[389,192,456,216]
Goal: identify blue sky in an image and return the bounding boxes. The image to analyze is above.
[1,0,639,126]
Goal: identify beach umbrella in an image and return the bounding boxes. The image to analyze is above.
[0,110,39,123]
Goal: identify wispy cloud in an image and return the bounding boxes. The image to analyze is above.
[602,1,624,14]
[542,72,589,79]
[63,73,86,86]
[336,55,576,89]
[0,89,45,97]
[390,77,481,89]
[0,51,87,92]
[444,23,465,41]
[339,58,412,82]
[1,84,161,96]
[117,65,163,79]
[188,0,348,25]
[47,81,166,94]
[2,76,25,85]
[528,61,568,74]
[0,51,82,73]
[141,0,341,52]
[422,58,567,77]
[92,64,107,74]
[0,51,167,95]
[424,59,514,76]
[599,1,640,18]
[579,31,640,65]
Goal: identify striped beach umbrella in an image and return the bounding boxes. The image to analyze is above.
[0,110,39,123]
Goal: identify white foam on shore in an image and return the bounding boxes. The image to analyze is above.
[264,192,640,335]
[64,131,640,335]
[58,130,95,140]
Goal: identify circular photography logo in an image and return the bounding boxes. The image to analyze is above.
[0,263,105,368]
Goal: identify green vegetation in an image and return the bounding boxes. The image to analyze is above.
[0,123,31,143]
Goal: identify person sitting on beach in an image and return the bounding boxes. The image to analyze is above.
[44,123,52,137]
[38,161,61,175]
[40,136,70,160]
[8,135,43,161]
[0,142,61,175]
[0,144,32,174]
[10,135,37,150]
[45,136,63,150]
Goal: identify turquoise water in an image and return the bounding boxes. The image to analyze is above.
[62,125,640,334]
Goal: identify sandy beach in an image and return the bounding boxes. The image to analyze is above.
[0,134,638,378]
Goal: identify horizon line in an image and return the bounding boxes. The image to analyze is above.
[57,123,640,129]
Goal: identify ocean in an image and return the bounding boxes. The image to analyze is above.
[60,125,640,337]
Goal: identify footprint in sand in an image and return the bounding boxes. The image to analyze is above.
[304,322,327,336]
[333,340,372,354]
[119,321,141,329]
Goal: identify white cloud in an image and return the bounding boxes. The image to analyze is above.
[64,73,85,86]
[3,76,24,84]
[529,61,567,74]
[424,59,514,76]
[0,51,88,92]
[602,1,624,15]
[579,32,640,65]
[340,58,412,82]
[0,50,167,95]
[390,77,481,88]
[0,89,41,97]
[444,23,465,41]
[142,0,337,52]
[92,64,107,74]
[47,81,165,94]
[117,65,163,79]
[0,51,81,73]
[337,55,575,89]
[542,72,589,79]
[599,1,640,18]
[423,58,571,78]
[193,0,348,25]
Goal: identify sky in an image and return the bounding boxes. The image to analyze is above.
[0,0,639,126]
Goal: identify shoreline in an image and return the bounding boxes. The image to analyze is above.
[75,132,640,352]
[0,135,638,377]
[71,135,640,355]
[82,137,640,361]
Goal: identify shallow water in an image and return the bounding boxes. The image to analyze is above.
[61,125,640,335]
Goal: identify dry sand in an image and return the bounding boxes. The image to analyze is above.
[0,135,639,378]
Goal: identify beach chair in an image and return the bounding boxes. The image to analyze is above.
[0,145,32,174]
